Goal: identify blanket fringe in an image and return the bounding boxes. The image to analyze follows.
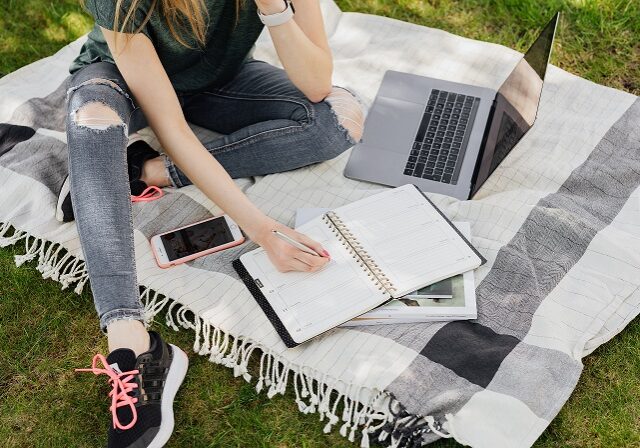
[0,220,450,447]
[0,223,90,294]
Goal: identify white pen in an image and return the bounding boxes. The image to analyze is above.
[271,230,323,257]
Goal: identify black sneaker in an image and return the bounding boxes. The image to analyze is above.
[76,331,189,448]
[56,138,162,222]
[127,139,163,197]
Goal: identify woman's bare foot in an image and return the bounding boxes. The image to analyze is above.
[140,156,172,187]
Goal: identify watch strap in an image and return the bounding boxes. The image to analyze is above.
[257,0,295,27]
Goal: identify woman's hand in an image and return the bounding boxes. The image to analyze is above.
[248,216,331,273]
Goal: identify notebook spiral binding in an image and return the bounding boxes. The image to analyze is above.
[323,211,397,296]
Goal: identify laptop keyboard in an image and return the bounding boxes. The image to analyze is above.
[404,89,480,184]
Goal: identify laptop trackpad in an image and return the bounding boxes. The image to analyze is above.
[362,96,423,154]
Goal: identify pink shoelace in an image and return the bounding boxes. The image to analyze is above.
[75,354,140,430]
[131,185,164,203]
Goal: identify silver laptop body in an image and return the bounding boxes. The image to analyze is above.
[344,13,559,200]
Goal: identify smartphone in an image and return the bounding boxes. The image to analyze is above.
[150,215,245,268]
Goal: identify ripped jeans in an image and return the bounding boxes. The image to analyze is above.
[65,59,365,332]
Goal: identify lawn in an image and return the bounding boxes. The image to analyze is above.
[1,0,639,447]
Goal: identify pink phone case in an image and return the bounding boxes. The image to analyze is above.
[150,215,245,269]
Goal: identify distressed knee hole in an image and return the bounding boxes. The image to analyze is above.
[72,101,123,131]
[325,86,365,143]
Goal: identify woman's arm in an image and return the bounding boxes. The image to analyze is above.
[101,29,330,272]
[255,0,333,102]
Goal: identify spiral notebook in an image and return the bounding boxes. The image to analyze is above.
[232,184,486,347]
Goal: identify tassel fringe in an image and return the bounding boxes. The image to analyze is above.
[0,220,451,447]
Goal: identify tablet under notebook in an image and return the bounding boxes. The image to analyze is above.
[232,184,486,347]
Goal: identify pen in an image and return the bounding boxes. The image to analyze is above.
[271,230,322,257]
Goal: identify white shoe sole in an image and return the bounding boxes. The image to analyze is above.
[147,344,189,448]
[55,176,70,222]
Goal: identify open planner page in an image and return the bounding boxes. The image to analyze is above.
[238,216,388,344]
[333,184,483,297]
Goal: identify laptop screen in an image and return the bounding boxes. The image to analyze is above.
[471,13,559,197]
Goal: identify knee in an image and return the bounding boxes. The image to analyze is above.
[324,86,365,145]
[67,78,129,131]
[72,101,123,130]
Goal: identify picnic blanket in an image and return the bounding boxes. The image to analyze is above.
[2,1,639,446]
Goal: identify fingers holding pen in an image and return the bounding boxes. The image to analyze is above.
[254,218,332,273]
[294,250,329,271]
[296,232,331,259]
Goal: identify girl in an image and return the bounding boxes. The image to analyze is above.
[63,0,364,446]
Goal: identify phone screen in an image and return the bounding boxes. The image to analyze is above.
[160,216,235,261]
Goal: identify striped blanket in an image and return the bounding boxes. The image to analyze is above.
[1,1,639,446]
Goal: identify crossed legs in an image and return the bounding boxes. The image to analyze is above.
[154,59,367,188]
[65,59,366,354]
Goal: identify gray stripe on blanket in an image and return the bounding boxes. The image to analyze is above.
[477,97,640,339]
[133,190,213,238]
[362,97,640,425]
[186,239,259,278]
[0,133,68,196]
[386,339,581,425]
[390,354,484,419]
[486,342,581,420]
[8,77,69,132]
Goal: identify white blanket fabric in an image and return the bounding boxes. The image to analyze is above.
[1,1,639,447]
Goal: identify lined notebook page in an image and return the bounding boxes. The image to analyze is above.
[239,218,388,344]
[333,184,482,296]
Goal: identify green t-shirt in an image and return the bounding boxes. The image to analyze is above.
[69,0,265,94]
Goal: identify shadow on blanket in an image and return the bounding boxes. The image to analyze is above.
[0,123,36,156]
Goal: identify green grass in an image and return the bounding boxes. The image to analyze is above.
[1,0,639,447]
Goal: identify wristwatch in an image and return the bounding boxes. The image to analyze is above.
[257,0,295,27]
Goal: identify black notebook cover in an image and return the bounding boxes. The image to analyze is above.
[232,258,300,348]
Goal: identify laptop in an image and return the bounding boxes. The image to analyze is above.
[344,12,560,200]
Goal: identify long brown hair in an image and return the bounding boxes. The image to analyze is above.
[81,0,245,53]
